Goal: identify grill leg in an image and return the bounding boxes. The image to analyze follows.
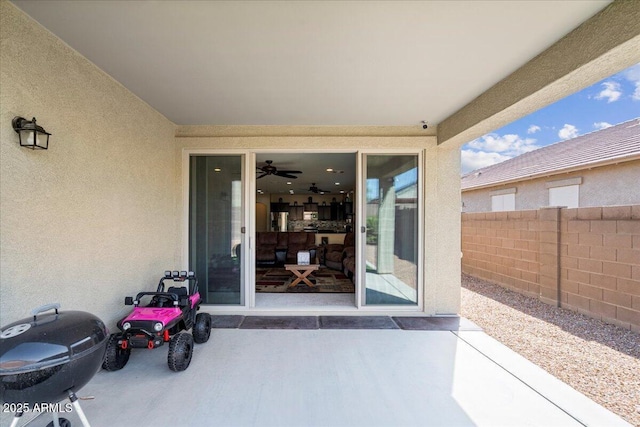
[68,390,92,427]
[9,411,23,427]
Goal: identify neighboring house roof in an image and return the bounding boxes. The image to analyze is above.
[461,118,640,191]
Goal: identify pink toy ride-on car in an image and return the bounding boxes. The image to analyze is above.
[102,270,211,372]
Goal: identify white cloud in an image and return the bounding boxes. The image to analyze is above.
[558,124,579,140]
[461,149,511,174]
[461,132,542,174]
[527,125,541,134]
[623,63,640,101]
[466,133,539,156]
[593,121,612,130]
[623,63,640,81]
[594,81,622,103]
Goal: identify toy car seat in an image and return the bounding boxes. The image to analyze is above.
[168,286,187,295]
[168,286,189,306]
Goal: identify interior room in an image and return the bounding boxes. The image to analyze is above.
[253,153,357,308]
[187,149,423,310]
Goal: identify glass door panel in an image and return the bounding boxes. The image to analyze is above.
[364,154,419,305]
[189,155,244,304]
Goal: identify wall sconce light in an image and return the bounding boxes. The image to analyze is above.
[12,116,51,149]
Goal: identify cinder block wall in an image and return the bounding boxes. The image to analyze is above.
[461,210,541,297]
[461,205,640,332]
[560,206,640,330]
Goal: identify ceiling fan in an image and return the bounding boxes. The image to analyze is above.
[256,160,302,179]
[307,183,330,194]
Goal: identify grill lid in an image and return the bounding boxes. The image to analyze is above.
[0,304,108,375]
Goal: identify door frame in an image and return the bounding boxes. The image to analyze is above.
[356,149,424,311]
[183,148,425,312]
[182,149,252,307]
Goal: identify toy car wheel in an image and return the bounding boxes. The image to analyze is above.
[168,332,193,372]
[102,333,130,371]
[193,312,212,343]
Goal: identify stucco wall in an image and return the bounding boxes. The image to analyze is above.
[462,160,640,212]
[175,135,461,314]
[0,2,177,327]
[0,1,462,321]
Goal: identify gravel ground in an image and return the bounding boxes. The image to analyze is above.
[461,273,640,426]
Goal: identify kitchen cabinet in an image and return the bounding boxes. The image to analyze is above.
[270,202,289,212]
[303,202,318,212]
[330,201,353,220]
[330,202,342,220]
[318,205,332,220]
[343,201,353,215]
[289,205,304,220]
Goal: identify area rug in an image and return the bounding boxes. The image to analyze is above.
[255,267,354,293]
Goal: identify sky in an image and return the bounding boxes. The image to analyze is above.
[460,63,640,175]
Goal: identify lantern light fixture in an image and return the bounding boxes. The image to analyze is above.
[12,116,51,150]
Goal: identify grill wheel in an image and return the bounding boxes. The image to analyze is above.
[46,418,71,427]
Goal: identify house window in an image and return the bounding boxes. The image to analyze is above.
[549,184,579,208]
[490,187,516,212]
[491,193,515,211]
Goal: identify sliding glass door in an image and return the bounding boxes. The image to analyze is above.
[189,155,245,305]
[362,154,420,306]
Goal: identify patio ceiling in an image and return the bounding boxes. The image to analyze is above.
[12,0,613,134]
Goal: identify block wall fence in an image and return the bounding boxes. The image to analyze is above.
[461,205,640,332]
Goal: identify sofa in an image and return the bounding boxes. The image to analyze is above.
[323,232,355,280]
[255,232,317,265]
[255,232,280,265]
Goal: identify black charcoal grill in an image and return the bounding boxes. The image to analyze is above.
[0,304,108,427]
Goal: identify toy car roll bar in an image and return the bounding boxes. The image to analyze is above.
[157,270,199,295]
[125,292,189,307]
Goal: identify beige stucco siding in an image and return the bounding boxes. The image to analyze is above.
[0,0,463,323]
[0,2,177,326]
[425,142,462,314]
[462,160,640,213]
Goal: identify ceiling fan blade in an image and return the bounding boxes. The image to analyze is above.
[257,173,268,179]
[275,173,299,179]
[277,170,302,174]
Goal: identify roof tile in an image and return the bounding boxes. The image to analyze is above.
[461,118,640,190]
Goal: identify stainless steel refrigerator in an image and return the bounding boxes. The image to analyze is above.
[271,211,288,232]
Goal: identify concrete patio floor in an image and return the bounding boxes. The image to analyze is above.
[3,317,630,427]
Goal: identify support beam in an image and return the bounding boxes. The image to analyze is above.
[437,0,640,147]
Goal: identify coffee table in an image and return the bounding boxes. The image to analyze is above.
[284,262,320,288]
